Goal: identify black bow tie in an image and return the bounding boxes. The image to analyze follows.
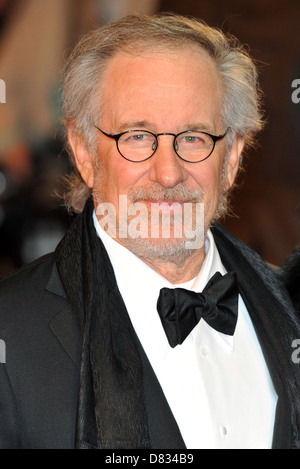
[157,271,238,348]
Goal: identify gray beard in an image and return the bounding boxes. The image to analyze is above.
[94,181,228,265]
[120,187,227,265]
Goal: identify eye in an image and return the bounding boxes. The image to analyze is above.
[178,132,207,146]
[183,135,201,143]
[130,134,149,141]
[120,131,154,147]
[177,131,212,149]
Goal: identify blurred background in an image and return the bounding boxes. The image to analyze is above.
[0,0,300,277]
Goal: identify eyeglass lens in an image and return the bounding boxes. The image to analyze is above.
[117,130,215,162]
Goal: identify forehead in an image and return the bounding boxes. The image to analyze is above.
[99,46,223,131]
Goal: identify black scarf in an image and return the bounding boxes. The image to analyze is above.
[55,199,151,449]
[279,245,300,314]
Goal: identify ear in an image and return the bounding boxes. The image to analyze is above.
[225,133,245,190]
[67,123,95,188]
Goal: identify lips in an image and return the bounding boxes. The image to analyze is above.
[143,198,186,205]
[135,199,187,211]
[128,184,203,206]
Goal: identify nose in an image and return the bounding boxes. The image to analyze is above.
[148,135,187,188]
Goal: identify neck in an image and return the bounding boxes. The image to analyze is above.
[140,248,206,284]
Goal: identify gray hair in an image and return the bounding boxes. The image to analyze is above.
[61,13,264,212]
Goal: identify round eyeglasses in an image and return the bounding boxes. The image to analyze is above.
[95,126,228,163]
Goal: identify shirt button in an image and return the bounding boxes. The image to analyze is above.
[219,425,228,437]
[200,346,208,357]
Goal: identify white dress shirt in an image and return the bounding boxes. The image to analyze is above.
[93,212,278,449]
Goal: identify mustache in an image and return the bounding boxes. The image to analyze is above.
[128,183,204,204]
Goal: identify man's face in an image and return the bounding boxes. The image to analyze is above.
[72,47,243,263]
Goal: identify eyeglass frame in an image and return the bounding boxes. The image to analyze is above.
[94,125,228,163]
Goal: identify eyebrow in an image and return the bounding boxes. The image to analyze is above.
[116,120,216,134]
[117,120,151,132]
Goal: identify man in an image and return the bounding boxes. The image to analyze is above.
[1,13,300,449]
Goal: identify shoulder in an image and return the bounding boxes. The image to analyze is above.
[0,253,67,326]
[0,253,55,298]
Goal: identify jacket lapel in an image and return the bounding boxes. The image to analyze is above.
[46,262,82,368]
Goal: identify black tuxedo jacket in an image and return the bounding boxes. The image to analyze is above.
[1,223,300,449]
